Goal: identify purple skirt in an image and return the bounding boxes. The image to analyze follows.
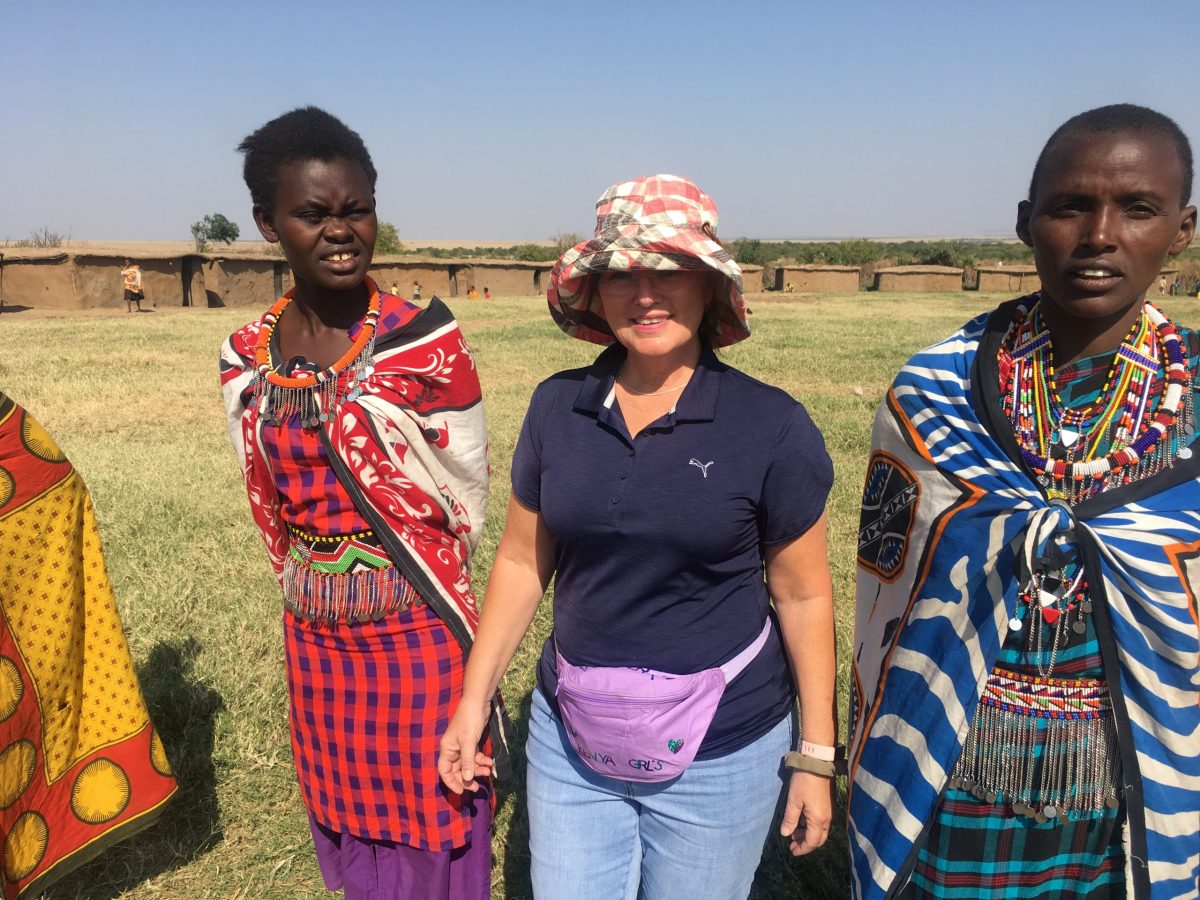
[309,785,492,899]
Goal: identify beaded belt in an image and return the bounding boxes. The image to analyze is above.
[950,667,1120,822]
[282,526,423,623]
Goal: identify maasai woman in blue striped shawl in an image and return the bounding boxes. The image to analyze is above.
[850,105,1200,899]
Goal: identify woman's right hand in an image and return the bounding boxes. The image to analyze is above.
[438,699,493,795]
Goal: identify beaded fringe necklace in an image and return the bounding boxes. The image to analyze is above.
[955,296,1195,822]
[252,288,380,428]
[950,670,1120,821]
[999,297,1191,505]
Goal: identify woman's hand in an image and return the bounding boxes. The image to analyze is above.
[780,770,834,856]
[439,495,555,795]
[438,699,493,795]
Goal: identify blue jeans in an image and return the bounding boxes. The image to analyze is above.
[526,687,794,900]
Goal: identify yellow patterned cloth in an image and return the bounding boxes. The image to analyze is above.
[0,392,175,899]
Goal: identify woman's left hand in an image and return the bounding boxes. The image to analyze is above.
[780,770,833,856]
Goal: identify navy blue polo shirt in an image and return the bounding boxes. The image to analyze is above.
[511,343,834,759]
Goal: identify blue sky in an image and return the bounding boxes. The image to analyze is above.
[2,0,1197,242]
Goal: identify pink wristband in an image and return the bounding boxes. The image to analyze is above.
[800,740,836,761]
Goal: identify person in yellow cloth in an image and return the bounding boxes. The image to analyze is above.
[0,391,176,899]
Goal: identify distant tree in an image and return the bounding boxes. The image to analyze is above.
[729,238,769,267]
[512,243,557,262]
[27,227,66,248]
[551,231,583,256]
[376,221,403,255]
[191,213,240,251]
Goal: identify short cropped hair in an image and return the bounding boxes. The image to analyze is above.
[1029,103,1193,206]
[238,106,377,210]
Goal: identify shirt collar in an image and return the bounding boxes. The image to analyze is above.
[574,342,723,424]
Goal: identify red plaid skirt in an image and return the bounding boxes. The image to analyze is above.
[283,603,484,850]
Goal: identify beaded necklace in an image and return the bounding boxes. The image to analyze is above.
[252,283,380,428]
[999,296,1189,505]
[999,295,1193,677]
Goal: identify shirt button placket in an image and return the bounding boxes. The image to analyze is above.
[611,446,634,526]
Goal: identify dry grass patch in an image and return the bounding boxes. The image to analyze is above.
[6,293,1198,898]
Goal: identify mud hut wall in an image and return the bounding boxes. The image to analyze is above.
[138,259,185,306]
[774,267,860,292]
[468,267,541,296]
[874,271,964,292]
[977,270,1041,293]
[209,258,279,308]
[0,256,76,309]
[368,263,452,299]
[181,257,206,307]
[739,266,763,293]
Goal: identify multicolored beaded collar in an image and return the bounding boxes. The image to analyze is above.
[252,281,380,428]
[999,296,1189,504]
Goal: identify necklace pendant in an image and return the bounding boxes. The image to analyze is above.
[1058,429,1080,449]
[1180,446,1194,460]
[1007,616,1022,632]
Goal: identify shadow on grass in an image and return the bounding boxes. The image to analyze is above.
[750,779,850,899]
[498,691,533,900]
[46,638,225,899]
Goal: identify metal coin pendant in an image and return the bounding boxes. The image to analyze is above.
[1008,616,1023,632]
[1072,619,1086,635]
[1105,795,1120,810]
[1043,805,1058,819]
[1081,601,1093,614]
[1180,446,1194,460]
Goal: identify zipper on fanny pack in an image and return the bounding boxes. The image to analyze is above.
[559,681,699,705]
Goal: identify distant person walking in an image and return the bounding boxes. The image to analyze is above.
[411,280,422,301]
[1159,273,1167,294]
[121,259,144,312]
[483,287,490,300]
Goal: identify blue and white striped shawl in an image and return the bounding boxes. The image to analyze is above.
[849,302,1200,900]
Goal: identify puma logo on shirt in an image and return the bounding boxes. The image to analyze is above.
[689,458,714,478]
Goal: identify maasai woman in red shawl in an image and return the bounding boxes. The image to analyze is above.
[219,107,508,900]
[0,392,176,899]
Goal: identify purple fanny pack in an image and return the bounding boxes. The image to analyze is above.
[554,619,772,782]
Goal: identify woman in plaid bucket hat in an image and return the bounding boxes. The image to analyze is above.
[440,175,839,898]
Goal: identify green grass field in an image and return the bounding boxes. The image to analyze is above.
[6,292,1200,898]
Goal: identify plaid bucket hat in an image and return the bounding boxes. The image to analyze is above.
[547,174,750,348]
